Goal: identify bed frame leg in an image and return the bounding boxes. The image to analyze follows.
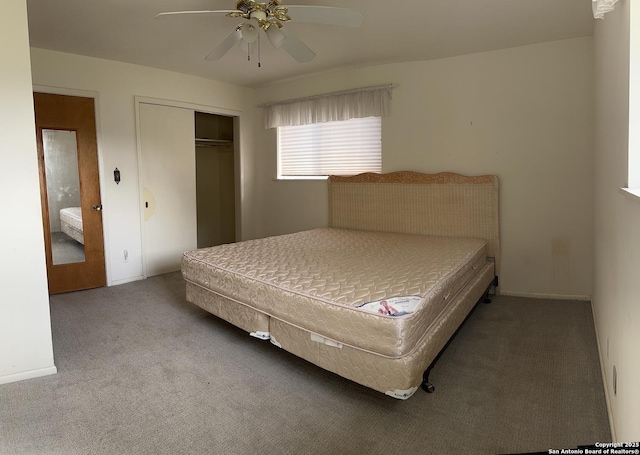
[421,367,435,393]
[482,287,492,304]
[482,276,499,304]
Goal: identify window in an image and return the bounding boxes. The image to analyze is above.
[261,84,395,179]
[277,116,382,179]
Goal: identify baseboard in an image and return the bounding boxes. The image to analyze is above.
[0,365,57,385]
[110,275,144,286]
[499,290,591,301]
[590,306,617,442]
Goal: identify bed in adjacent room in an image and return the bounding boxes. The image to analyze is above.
[60,206,84,245]
[181,171,500,399]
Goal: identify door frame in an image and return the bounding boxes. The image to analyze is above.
[33,85,112,287]
[134,96,242,279]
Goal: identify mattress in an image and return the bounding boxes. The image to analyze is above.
[182,227,488,359]
[269,262,494,396]
[60,207,84,245]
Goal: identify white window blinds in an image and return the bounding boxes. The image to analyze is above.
[278,116,381,177]
[263,84,395,178]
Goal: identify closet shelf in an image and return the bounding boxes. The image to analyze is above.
[196,138,232,143]
[196,138,233,148]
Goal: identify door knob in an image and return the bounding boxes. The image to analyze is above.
[92,204,103,211]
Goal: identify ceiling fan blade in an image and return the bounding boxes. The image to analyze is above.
[266,25,286,48]
[205,28,242,61]
[280,28,316,63]
[155,10,240,19]
[284,6,363,28]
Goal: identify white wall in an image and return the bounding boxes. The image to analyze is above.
[253,37,594,299]
[593,0,640,441]
[29,49,261,285]
[0,0,56,384]
[9,1,638,436]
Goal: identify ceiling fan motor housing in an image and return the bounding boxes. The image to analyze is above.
[233,0,291,24]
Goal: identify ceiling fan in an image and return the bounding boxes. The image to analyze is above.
[156,0,363,63]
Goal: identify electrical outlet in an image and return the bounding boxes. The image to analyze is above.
[123,249,129,263]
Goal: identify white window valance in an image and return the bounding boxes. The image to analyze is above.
[592,0,619,19]
[260,84,397,129]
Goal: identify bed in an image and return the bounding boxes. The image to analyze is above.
[60,207,84,245]
[181,171,500,399]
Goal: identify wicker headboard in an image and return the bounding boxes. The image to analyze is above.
[328,171,500,279]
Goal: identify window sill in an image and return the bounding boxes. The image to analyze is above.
[619,187,640,202]
[275,176,329,181]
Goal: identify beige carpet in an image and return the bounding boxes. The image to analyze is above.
[0,272,610,454]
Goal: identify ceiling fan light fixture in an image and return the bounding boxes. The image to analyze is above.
[240,20,260,42]
[265,23,286,48]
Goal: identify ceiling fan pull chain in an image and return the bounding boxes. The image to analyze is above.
[258,33,262,68]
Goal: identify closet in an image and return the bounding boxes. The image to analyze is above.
[140,104,237,277]
[195,112,236,248]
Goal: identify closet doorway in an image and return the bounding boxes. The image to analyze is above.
[139,101,238,278]
[195,112,236,249]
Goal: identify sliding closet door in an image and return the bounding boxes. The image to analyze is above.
[140,103,196,277]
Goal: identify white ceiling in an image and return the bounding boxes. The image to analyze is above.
[26,0,595,89]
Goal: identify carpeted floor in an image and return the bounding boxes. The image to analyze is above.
[0,272,610,454]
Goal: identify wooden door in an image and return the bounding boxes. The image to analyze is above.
[34,93,106,294]
[139,103,197,277]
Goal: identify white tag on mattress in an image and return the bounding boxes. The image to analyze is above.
[310,333,343,349]
[270,337,282,348]
[357,296,423,316]
[250,331,270,340]
[385,387,419,400]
